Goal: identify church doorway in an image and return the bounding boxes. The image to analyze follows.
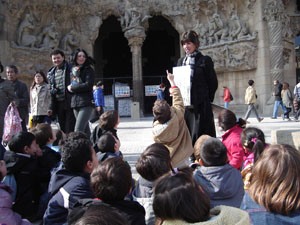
[94,16,132,96]
[142,16,180,114]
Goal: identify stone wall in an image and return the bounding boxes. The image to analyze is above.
[0,0,299,114]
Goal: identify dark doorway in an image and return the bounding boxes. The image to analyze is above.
[94,16,132,95]
[142,16,180,114]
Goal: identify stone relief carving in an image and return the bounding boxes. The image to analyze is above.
[61,30,79,53]
[201,42,257,72]
[283,48,291,66]
[87,12,103,43]
[37,22,59,50]
[247,0,256,12]
[17,13,37,47]
[120,8,151,31]
[263,0,285,23]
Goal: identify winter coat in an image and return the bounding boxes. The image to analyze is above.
[223,88,231,103]
[93,87,104,107]
[152,87,193,167]
[245,86,256,104]
[47,61,73,112]
[70,65,95,108]
[30,82,51,116]
[282,89,293,108]
[177,52,218,107]
[274,82,283,101]
[241,192,300,225]
[0,78,18,138]
[11,79,29,125]
[0,183,32,225]
[222,125,244,170]
[68,198,146,225]
[4,150,39,218]
[132,177,155,225]
[161,205,250,225]
[293,82,300,102]
[43,165,94,225]
[193,164,244,208]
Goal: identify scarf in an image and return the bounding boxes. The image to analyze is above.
[182,50,198,87]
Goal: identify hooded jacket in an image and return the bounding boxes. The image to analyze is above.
[68,198,146,225]
[152,87,193,167]
[193,164,244,208]
[161,205,250,225]
[132,177,155,225]
[0,183,32,225]
[43,166,94,225]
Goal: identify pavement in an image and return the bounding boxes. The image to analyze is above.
[117,115,300,178]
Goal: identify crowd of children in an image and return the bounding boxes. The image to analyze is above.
[1,72,300,225]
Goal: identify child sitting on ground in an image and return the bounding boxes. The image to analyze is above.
[51,129,66,152]
[240,127,268,190]
[152,71,193,167]
[132,143,173,225]
[68,157,146,225]
[193,137,244,208]
[153,167,250,225]
[0,160,32,225]
[3,132,41,220]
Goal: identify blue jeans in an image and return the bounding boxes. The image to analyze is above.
[224,102,229,109]
[272,101,287,118]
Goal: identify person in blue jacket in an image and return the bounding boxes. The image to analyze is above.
[90,81,104,123]
[157,83,165,100]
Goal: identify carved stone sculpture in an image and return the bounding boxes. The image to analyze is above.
[120,8,150,31]
[213,13,229,43]
[17,13,37,47]
[37,22,59,49]
[61,30,79,53]
[87,12,102,43]
[194,23,208,46]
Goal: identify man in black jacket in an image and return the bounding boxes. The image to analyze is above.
[6,65,29,131]
[47,49,75,133]
[272,80,287,119]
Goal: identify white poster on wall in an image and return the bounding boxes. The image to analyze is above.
[173,65,191,106]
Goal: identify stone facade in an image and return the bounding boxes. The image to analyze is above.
[0,0,299,115]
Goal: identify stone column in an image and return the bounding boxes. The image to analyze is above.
[124,27,146,115]
[263,0,285,83]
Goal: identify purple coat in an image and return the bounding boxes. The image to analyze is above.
[0,183,32,225]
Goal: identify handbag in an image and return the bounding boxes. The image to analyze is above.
[2,104,22,146]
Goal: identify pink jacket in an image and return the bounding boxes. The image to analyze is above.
[0,183,32,225]
[222,125,244,170]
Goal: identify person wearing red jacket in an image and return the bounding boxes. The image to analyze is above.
[223,86,231,109]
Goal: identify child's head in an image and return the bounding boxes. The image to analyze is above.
[8,132,41,156]
[31,123,55,147]
[218,109,246,131]
[136,143,172,181]
[90,157,132,202]
[241,127,266,162]
[99,110,120,130]
[61,132,98,173]
[74,204,128,225]
[97,132,119,154]
[52,129,65,146]
[153,167,210,223]
[152,100,171,124]
[248,144,300,216]
[199,138,228,167]
[194,135,212,162]
[0,160,7,181]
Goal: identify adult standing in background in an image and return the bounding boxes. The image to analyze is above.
[6,65,29,131]
[67,48,95,135]
[243,80,264,123]
[30,71,51,127]
[293,80,300,120]
[281,82,293,121]
[271,80,287,119]
[223,86,231,109]
[0,62,17,159]
[156,83,166,100]
[48,49,75,133]
[177,30,218,144]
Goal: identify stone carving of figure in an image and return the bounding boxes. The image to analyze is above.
[61,30,79,53]
[120,8,150,31]
[207,16,217,44]
[88,12,102,43]
[194,23,208,46]
[229,14,251,41]
[17,13,37,47]
[213,13,229,43]
[37,21,59,49]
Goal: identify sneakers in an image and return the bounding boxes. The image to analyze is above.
[259,118,264,122]
[271,117,277,119]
